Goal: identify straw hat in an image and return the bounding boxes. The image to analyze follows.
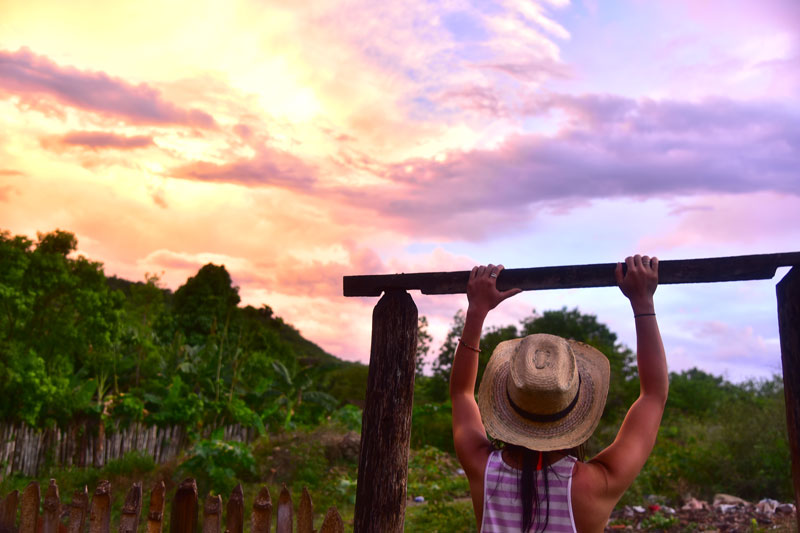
[477,333,610,451]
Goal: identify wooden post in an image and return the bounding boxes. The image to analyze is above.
[67,487,88,533]
[224,485,243,533]
[353,290,417,533]
[147,482,166,533]
[319,508,343,533]
[275,486,292,533]
[202,495,221,533]
[777,266,800,530]
[0,490,18,533]
[249,487,271,533]
[41,480,59,533]
[19,482,39,533]
[170,480,197,533]
[296,488,312,533]
[88,481,111,533]
[119,483,142,533]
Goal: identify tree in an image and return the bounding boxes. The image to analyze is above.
[415,316,433,376]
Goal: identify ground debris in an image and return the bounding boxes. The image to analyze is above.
[606,496,797,532]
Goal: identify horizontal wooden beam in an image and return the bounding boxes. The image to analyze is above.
[343,251,800,297]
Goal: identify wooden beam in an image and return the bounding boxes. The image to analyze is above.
[777,266,800,531]
[343,251,800,297]
[353,290,417,533]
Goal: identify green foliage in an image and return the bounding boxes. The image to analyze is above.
[640,511,678,531]
[179,430,256,496]
[103,450,156,477]
[411,402,453,452]
[330,404,363,432]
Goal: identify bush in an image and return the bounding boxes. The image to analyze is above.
[178,430,256,496]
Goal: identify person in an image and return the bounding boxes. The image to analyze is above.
[450,255,667,532]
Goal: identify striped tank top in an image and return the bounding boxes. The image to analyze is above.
[481,449,577,533]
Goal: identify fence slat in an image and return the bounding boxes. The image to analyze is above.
[146,482,165,533]
[41,480,60,533]
[170,479,197,533]
[19,482,39,533]
[319,508,343,533]
[66,487,88,533]
[118,483,142,533]
[296,488,312,533]
[224,485,242,533]
[0,490,19,533]
[275,486,292,533]
[249,488,271,533]
[89,481,111,533]
[201,495,221,533]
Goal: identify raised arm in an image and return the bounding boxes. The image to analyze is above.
[589,254,668,502]
[451,264,521,479]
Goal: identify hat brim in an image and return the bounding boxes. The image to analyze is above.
[477,337,610,451]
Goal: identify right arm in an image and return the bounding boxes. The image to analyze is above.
[587,254,668,502]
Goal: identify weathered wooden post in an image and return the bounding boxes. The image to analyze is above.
[353,290,417,533]
[777,266,800,529]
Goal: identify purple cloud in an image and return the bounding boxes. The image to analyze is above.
[171,147,316,190]
[0,48,216,128]
[333,94,800,237]
[51,131,155,150]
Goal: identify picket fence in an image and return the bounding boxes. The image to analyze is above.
[0,423,256,478]
[0,478,343,533]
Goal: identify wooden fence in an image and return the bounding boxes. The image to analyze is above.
[0,423,256,479]
[0,478,343,533]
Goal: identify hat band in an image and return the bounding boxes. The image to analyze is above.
[506,375,582,423]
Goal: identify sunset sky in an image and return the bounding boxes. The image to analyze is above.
[2,0,799,382]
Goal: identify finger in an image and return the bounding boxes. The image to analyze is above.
[633,254,642,268]
[615,262,623,285]
[487,264,496,278]
[642,255,650,269]
[625,256,634,271]
[499,288,522,301]
[477,265,487,278]
[470,266,478,280]
[651,256,659,274]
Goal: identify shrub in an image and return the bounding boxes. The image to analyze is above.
[178,430,256,496]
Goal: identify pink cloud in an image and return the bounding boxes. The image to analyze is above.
[43,131,155,151]
[0,48,216,128]
[171,147,316,190]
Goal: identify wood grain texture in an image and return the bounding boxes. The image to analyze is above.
[118,483,141,533]
[353,290,418,533]
[343,251,800,296]
[19,482,39,533]
[88,481,111,533]
[296,488,312,533]
[202,495,221,533]
[224,485,243,533]
[249,487,271,533]
[41,480,60,533]
[66,487,88,533]
[0,490,19,533]
[146,482,165,533]
[777,266,800,531]
[319,508,343,533]
[275,486,291,533]
[170,479,197,533]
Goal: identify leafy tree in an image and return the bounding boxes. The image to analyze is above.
[415,316,433,376]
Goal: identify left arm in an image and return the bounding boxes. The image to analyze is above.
[451,264,521,478]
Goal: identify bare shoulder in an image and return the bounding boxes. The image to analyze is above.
[570,461,617,532]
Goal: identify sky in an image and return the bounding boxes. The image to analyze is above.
[1,0,799,383]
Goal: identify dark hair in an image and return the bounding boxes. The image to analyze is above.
[508,443,585,533]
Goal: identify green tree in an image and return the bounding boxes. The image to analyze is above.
[415,316,433,376]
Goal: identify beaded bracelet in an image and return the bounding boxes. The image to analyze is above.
[458,338,481,353]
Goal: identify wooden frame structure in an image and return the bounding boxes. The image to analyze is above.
[343,251,800,532]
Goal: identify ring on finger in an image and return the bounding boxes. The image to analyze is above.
[490,271,498,278]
